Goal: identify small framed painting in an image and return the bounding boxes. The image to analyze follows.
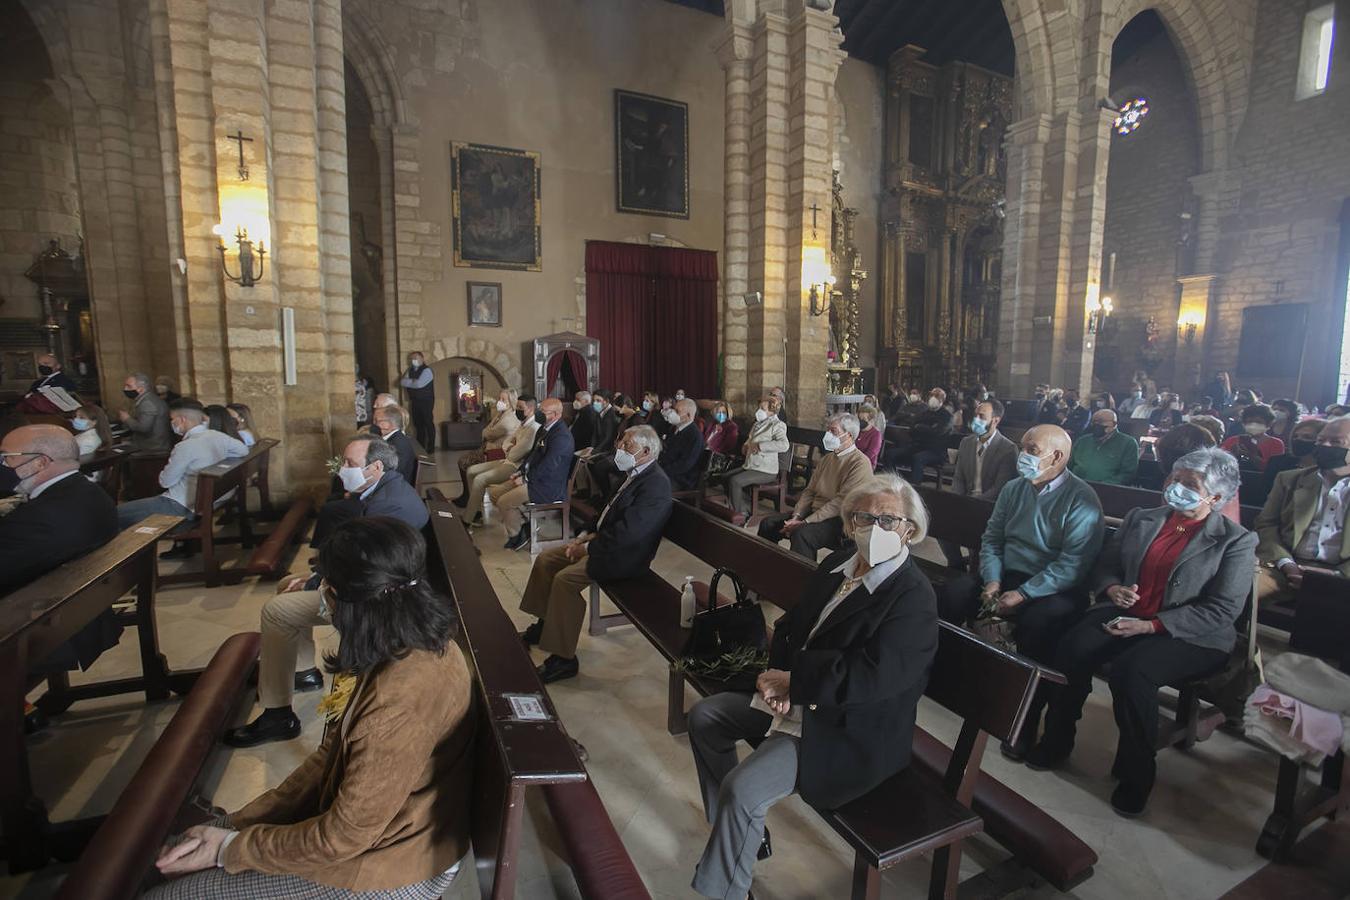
[467,281,503,327]
[615,89,690,219]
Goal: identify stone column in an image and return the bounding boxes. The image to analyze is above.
[717,24,753,412]
[998,114,1051,397]
[781,2,844,423]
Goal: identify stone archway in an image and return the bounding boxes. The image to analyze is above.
[427,334,524,390]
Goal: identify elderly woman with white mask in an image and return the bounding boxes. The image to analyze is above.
[687,474,939,900]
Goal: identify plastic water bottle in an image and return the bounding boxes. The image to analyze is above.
[680,576,697,628]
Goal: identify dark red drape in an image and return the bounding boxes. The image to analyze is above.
[585,241,718,400]
[545,349,587,398]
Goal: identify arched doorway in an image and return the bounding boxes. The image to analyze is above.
[345,58,389,393]
[1095,10,1202,396]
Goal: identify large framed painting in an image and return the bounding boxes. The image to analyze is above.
[451,142,542,270]
[615,89,689,219]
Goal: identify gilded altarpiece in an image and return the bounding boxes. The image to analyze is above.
[878,46,1011,392]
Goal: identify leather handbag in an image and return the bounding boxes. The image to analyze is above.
[678,568,769,692]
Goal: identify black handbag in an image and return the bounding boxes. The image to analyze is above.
[677,568,769,692]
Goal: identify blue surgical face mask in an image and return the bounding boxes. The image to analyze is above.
[592,400,604,413]
[72,417,92,432]
[970,417,989,436]
[715,412,727,424]
[1164,481,1205,512]
[641,399,653,412]
[1017,451,1044,480]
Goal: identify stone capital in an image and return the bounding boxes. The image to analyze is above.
[715,23,754,69]
[1005,113,1052,146]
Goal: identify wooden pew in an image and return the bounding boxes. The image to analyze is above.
[80,446,129,501]
[1087,480,1261,530]
[424,492,649,900]
[158,438,278,587]
[594,502,1096,895]
[52,632,261,900]
[0,515,193,871]
[242,496,313,579]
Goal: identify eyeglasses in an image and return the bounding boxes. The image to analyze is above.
[0,451,49,469]
[848,511,912,532]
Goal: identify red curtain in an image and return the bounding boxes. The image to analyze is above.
[545,349,587,398]
[585,241,718,399]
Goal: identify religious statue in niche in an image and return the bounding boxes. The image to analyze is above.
[615,89,690,219]
[451,142,542,271]
[455,368,485,423]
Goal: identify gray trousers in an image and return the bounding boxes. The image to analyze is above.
[689,692,800,900]
[724,468,779,515]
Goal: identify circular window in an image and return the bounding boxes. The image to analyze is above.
[1114,97,1150,135]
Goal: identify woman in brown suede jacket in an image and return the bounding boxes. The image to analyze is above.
[148,517,475,899]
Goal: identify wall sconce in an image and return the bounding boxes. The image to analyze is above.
[213,224,266,287]
[1087,294,1114,334]
[1178,310,1204,345]
[802,245,836,317]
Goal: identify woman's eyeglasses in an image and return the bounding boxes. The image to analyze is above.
[848,512,912,531]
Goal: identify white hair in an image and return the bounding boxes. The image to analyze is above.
[625,425,662,461]
[675,398,697,418]
[827,412,860,439]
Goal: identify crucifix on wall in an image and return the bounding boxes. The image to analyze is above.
[227,129,253,181]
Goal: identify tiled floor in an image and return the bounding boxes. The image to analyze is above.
[0,451,1318,898]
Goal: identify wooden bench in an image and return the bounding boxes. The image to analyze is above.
[158,438,278,587]
[52,632,262,900]
[1255,571,1350,861]
[80,446,129,501]
[424,492,649,899]
[242,496,313,579]
[0,515,197,871]
[593,502,1096,895]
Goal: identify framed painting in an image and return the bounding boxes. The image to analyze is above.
[451,142,542,270]
[615,89,689,219]
[467,281,503,327]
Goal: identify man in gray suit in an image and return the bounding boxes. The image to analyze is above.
[941,399,1018,567]
[118,372,172,452]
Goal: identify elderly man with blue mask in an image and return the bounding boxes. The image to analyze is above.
[936,423,1106,760]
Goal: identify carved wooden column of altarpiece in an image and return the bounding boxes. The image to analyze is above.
[878,45,1011,393]
[827,172,867,396]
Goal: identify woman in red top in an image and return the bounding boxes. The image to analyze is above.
[702,401,740,456]
[1023,447,1256,817]
[1220,404,1285,472]
[854,404,883,469]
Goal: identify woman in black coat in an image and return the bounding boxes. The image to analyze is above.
[688,474,939,899]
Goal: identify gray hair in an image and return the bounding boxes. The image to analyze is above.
[675,398,697,418]
[374,405,405,431]
[575,390,592,404]
[624,425,662,461]
[373,393,396,408]
[840,472,929,544]
[827,412,860,439]
[129,372,151,390]
[1173,447,1241,506]
[350,435,401,472]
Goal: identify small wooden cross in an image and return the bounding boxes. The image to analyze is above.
[227,129,253,181]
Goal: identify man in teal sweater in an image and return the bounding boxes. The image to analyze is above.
[1068,409,1140,485]
[937,424,1105,758]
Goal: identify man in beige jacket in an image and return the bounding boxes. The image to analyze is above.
[756,412,873,558]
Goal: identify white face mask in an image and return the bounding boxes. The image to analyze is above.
[675,393,685,401]
[614,448,638,472]
[339,464,370,492]
[663,408,681,425]
[855,524,907,566]
[496,400,508,412]
[822,431,841,452]
[1244,422,1268,437]
[410,359,423,370]
[755,408,769,422]
[927,396,942,409]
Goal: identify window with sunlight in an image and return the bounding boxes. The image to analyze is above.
[1297,4,1336,100]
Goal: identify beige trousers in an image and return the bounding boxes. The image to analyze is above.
[490,482,529,534]
[464,460,517,521]
[519,546,594,658]
[259,588,327,709]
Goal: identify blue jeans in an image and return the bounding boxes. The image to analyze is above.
[117,495,193,532]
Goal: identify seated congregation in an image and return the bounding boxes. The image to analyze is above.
[6,362,1349,900]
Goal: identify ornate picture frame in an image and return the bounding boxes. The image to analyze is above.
[615,89,690,219]
[451,142,542,270]
[467,281,503,327]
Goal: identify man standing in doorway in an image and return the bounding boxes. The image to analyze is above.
[399,350,436,452]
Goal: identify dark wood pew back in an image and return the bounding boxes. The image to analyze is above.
[80,447,129,501]
[423,493,592,900]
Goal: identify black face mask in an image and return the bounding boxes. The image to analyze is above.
[515,409,527,422]
[123,388,138,399]
[1090,424,1109,439]
[1292,439,1317,458]
[0,462,18,496]
[38,365,53,376]
[1313,445,1349,471]
[535,411,547,426]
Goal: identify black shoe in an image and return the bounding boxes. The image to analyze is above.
[757,827,772,861]
[1023,743,1071,772]
[452,493,469,508]
[537,654,579,684]
[521,621,544,647]
[293,668,324,693]
[505,527,529,552]
[223,709,301,748]
[1110,781,1150,818]
[1000,738,1029,763]
[159,543,193,561]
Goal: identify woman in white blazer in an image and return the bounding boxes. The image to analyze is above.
[724,395,790,517]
